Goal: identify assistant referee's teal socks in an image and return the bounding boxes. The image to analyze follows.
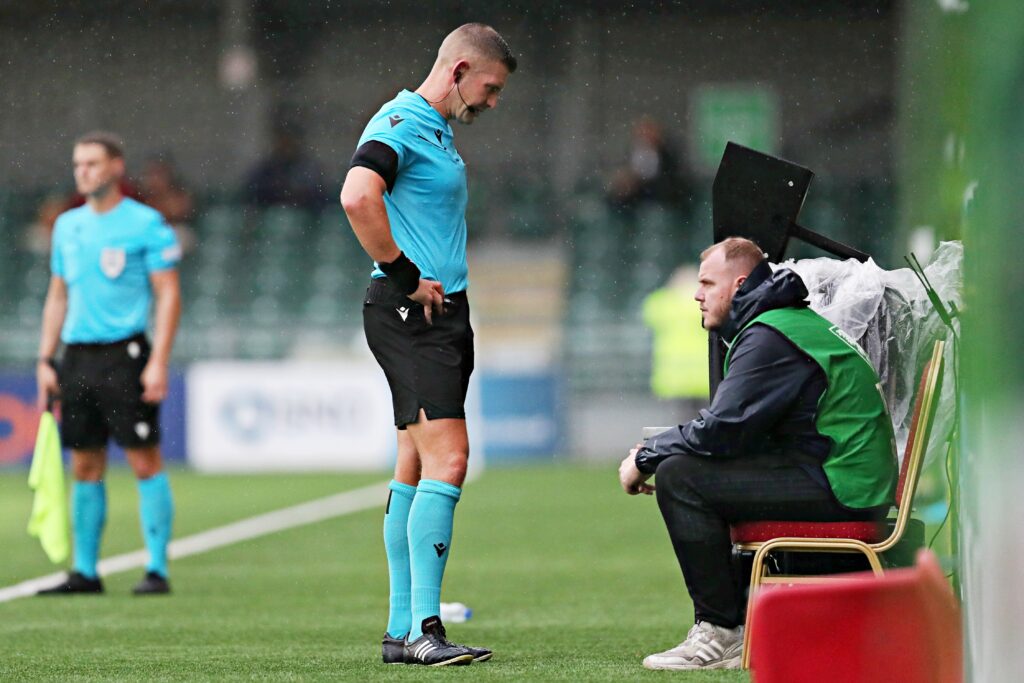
[137,472,174,578]
[407,479,461,641]
[383,480,417,638]
[72,480,106,579]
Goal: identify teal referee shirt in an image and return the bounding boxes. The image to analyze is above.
[357,90,469,294]
[51,197,181,343]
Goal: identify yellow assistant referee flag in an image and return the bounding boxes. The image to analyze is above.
[27,410,69,564]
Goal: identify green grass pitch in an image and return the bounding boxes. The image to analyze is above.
[0,465,748,681]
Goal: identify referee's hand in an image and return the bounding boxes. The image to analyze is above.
[35,360,60,412]
[141,360,169,404]
[408,279,445,325]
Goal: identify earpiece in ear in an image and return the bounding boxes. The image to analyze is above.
[455,70,463,83]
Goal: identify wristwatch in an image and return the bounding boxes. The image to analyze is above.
[634,445,660,475]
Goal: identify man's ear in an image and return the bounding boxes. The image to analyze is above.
[734,274,747,291]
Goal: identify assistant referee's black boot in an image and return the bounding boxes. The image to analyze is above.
[132,571,170,595]
[37,571,104,595]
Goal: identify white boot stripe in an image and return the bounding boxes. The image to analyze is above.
[695,643,722,661]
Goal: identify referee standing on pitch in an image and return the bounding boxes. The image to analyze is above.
[36,132,181,596]
[341,24,515,666]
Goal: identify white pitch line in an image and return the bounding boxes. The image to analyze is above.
[0,479,389,604]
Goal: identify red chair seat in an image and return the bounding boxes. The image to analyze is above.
[730,520,885,544]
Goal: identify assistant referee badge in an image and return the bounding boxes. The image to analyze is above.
[100,247,126,278]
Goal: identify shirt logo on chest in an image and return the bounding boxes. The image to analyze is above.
[100,247,126,279]
[415,132,447,151]
[413,128,463,166]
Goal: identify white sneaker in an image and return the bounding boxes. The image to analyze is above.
[642,622,744,670]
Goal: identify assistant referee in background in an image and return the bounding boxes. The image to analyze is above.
[36,131,182,596]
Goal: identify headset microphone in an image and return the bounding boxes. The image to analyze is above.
[455,78,479,114]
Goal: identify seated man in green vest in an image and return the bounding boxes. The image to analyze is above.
[618,237,896,671]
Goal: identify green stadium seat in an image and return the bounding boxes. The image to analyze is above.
[0,179,895,370]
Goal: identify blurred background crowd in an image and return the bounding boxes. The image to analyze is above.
[0,0,963,455]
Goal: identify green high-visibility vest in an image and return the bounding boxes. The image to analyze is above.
[724,307,897,509]
[642,287,710,399]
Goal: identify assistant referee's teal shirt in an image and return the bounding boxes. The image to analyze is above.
[51,197,181,344]
[357,89,469,294]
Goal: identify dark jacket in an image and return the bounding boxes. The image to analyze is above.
[635,261,832,475]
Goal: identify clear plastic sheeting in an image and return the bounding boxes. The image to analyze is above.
[774,241,962,465]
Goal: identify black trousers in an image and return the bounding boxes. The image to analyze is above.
[654,453,885,628]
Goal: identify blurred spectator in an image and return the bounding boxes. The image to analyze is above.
[642,266,709,419]
[140,156,194,224]
[21,194,66,255]
[244,123,329,211]
[139,155,197,253]
[606,116,690,210]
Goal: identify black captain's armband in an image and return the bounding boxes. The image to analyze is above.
[379,252,421,296]
[349,141,399,192]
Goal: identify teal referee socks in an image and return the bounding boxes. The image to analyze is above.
[137,472,174,578]
[407,479,461,641]
[382,480,417,638]
[72,480,107,579]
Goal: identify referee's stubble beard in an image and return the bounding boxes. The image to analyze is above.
[450,60,510,126]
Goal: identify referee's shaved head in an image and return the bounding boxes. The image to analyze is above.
[437,23,517,73]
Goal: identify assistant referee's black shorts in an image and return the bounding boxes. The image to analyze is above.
[59,333,161,450]
[363,278,474,428]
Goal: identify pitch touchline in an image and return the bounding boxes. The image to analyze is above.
[0,480,390,604]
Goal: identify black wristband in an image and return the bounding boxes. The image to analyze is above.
[378,252,421,296]
[634,445,661,475]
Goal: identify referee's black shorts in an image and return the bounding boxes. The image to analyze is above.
[59,333,161,450]
[362,278,474,429]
